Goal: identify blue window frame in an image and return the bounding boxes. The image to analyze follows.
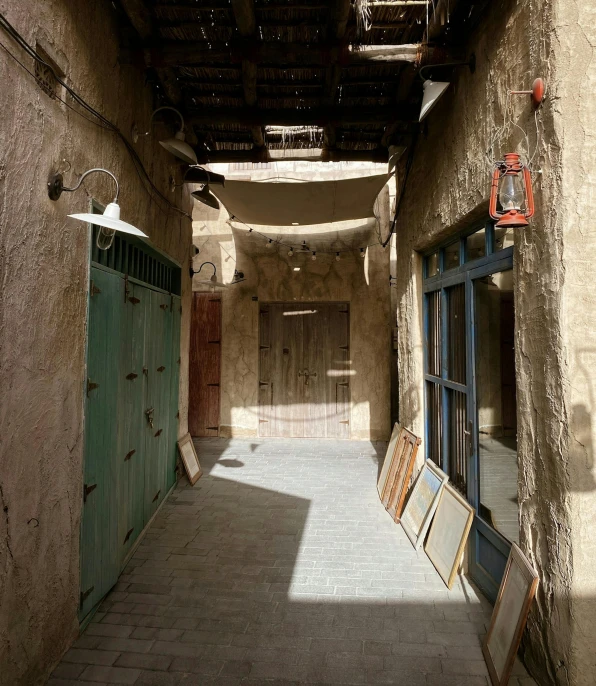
[423,221,515,603]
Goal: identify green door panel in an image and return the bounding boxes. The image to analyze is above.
[79,268,124,620]
[80,265,181,624]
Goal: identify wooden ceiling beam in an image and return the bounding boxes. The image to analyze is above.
[186,104,416,126]
[145,40,447,67]
[153,1,427,9]
[158,20,409,31]
[194,147,389,164]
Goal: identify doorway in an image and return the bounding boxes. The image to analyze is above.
[258,302,350,438]
[423,222,516,602]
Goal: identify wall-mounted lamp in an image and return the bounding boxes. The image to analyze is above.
[191,185,220,210]
[510,78,545,108]
[134,106,197,165]
[48,168,147,250]
[189,261,227,287]
[489,153,535,228]
[418,54,475,121]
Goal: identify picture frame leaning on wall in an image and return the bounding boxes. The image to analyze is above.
[177,433,203,486]
[400,459,448,549]
[425,484,475,588]
[381,427,421,522]
[377,422,402,498]
[482,543,539,686]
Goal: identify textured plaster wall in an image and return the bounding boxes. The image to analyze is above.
[394,0,596,683]
[192,171,392,441]
[0,2,192,684]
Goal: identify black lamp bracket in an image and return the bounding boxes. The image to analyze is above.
[189,260,217,280]
[419,53,476,82]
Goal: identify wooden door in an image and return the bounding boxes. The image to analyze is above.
[258,302,350,438]
[189,293,221,437]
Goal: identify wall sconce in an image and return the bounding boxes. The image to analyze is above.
[418,54,475,121]
[189,261,227,288]
[48,168,147,250]
[134,106,197,165]
[489,153,535,228]
[192,185,220,210]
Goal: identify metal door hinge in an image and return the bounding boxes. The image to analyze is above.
[90,281,101,297]
[83,483,97,502]
[124,449,136,462]
[154,429,163,437]
[128,296,140,305]
[143,366,148,376]
[86,378,99,397]
[339,420,350,425]
[160,304,168,310]
[157,366,165,372]
[145,407,154,428]
[126,372,138,381]
[152,490,161,503]
[80,586,94,607]
[207,383,219,387]
[123,527,134,544]
[206,426,218,431]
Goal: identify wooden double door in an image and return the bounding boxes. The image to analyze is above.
[80,266,181,621]
[258,302,350,438]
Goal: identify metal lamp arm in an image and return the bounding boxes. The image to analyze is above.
[141,106,186,136]
[195,261,216,277]
[61,168,120,203]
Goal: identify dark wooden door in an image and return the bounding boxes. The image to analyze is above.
[189,293,222,437]
[259,302,350,438]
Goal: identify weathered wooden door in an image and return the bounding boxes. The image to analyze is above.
[189,293,221,436]
[80,248,181,621]
[259,302,350,438]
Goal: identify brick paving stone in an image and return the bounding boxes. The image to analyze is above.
[49,438,537,685]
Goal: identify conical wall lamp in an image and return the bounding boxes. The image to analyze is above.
[418,54,475,122]
[135,106,197,165]
[189,261,227,288]
[192,185,220,210]
[48,168,148,250]
[419,80,451,121]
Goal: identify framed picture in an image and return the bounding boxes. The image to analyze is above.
[400,460,448,549]
[382,427,421,522]
[425,484,474,588]
[483,544,539,686]
[377,423,401,498]
[177,433,203,485]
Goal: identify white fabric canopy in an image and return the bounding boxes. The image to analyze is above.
[211,174,391,226]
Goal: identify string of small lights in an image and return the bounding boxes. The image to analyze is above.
[228,214,389,261]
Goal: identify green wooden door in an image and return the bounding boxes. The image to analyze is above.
[80,268,124,619]
[80,264,181,622]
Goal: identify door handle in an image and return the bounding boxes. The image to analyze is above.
[298,370,317,386]
[145,407,154,429]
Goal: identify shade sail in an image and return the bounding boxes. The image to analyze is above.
[210,174,391,226]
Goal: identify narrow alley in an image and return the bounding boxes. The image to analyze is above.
[50,439,534,686]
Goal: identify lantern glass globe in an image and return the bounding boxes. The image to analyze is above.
[499,174,525,210]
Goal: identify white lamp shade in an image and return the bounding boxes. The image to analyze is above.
[68,202,148,238]
[159,130,198,164]
[196,279,228,288]
[419,79,450,121]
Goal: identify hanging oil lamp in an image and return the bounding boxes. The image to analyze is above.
[489,153,535,228]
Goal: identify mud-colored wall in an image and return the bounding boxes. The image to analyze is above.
[393,0,596,682]
[191,171,392,441]
[0,2,192,684]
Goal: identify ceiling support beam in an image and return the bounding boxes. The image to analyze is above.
[193,148,389,164]
[230,0,265,149]
[186,105,415,127]
[144,40,448,68]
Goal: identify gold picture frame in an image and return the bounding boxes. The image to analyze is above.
[177,433,203,485]
[400,460,448,549]
[483,543,539,686]
[425,484,474,588]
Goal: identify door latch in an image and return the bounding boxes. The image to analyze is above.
[83,483,97,503]
[145,407,154,428]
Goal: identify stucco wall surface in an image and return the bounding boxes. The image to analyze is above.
[191,171,392,441]
[393,0,596,683]
[0,2,192,684]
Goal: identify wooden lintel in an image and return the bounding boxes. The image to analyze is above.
[145,40,445,68]
[186,105,416,127]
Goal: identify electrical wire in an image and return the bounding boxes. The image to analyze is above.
[0,11,191,220]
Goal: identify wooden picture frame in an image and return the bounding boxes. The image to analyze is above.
[425,484,474,588]
[381,427,421,522]
[400,460,448,549]
[177,433,203,485]
[483,544,539,686]
[377,423,401,498]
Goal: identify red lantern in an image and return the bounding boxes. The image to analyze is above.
[489,153,535,228]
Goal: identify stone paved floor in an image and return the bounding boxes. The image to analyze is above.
[49,438,535,686]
